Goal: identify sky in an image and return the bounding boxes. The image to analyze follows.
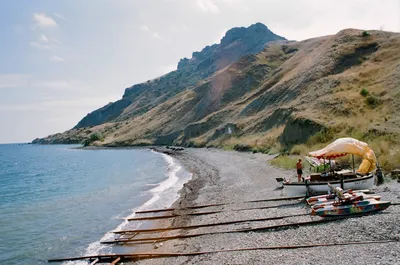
[0,0,399,143]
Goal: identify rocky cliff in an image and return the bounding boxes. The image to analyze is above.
[74,23,285,128]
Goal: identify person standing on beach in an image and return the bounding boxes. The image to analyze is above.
[296,159,303,182]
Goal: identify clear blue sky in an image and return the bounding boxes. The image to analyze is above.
[1,0,399,143]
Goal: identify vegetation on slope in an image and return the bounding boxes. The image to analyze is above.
[34,28,400,171]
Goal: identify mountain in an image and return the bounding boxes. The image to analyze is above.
[33,27,400,170]
[73,23,285,128]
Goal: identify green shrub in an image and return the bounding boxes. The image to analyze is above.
[365,95,380,108]
[82,132,104,146]
[290,144,308,155]
[362,31,370,37]
[252,147,270,154]
[307,129,335,146]
[360,88,369,97]
[234,143,252,152]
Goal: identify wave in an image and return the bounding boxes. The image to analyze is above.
[62,150,192,264]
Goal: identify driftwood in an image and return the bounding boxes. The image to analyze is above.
[104,216,356,244]
[135,196,304,214]
[115,213,309,234]
[48,239,399,263]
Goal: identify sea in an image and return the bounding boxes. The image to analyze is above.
[0,144,192,265]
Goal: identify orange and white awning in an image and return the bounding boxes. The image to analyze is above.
[309,137,376,174]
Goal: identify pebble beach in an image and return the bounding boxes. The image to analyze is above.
[132,148,400,265]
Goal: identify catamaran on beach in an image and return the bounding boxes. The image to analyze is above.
[283,138,377,196]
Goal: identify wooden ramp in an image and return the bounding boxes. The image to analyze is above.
[135,196,305,214]
[104,216,357,245]
[48,240,399,263]
[115,213,310,234]
[128,210,223,221]
[128,201,305,221]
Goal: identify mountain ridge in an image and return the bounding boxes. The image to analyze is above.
[33,27,400,170]
[73,22,285,128]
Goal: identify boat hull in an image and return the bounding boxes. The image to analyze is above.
[307,192,379,206]
[283,174,374,197]
[311,200,391,217]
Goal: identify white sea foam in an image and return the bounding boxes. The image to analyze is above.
[62,150,192,264]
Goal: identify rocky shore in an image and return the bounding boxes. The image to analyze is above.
[132,148,400,265]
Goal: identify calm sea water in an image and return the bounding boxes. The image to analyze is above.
[0,144,191,265]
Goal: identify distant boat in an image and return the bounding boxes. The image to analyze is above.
[284,138,377,196]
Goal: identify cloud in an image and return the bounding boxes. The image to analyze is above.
[196,0,220,14]
[151,32,162,39]
[0,74,30,88]
[30,41,51,49]
[40,34,49,42]
[53,13,65,20]
[50,55,65,62]
[140,25,149,32]
[33,13,57,28]
[139,25,162,39]
[30,34,59,50]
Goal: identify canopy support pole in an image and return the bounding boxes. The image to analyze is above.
[352,154,355,173]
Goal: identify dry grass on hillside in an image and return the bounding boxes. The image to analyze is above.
[37,30,400,172]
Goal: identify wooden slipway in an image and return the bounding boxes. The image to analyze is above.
[104,215,360,245]
[48,240,399,263]
[128,201,305,221]
[135,195,305,214]
[115,212,310,234]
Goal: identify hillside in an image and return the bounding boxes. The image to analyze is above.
[33,27,400,170]
[73,23,285,128]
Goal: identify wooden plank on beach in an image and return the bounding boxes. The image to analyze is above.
[115,213,309,234]
[104,216,355,244]
[129,201,303,222]
[135,196,304,214]
[128,214,178,221]
[89,258,99,265]
[235,201,304,211]
[246,196,305,203]
[48,240,399,263]
[110,257,121,265]
[128,210,223,221]
[135,208,175,214]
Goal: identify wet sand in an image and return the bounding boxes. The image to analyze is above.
[132,148,400,265]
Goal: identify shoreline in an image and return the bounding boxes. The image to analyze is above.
[132,147,400,265]
[106,148,193,256]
